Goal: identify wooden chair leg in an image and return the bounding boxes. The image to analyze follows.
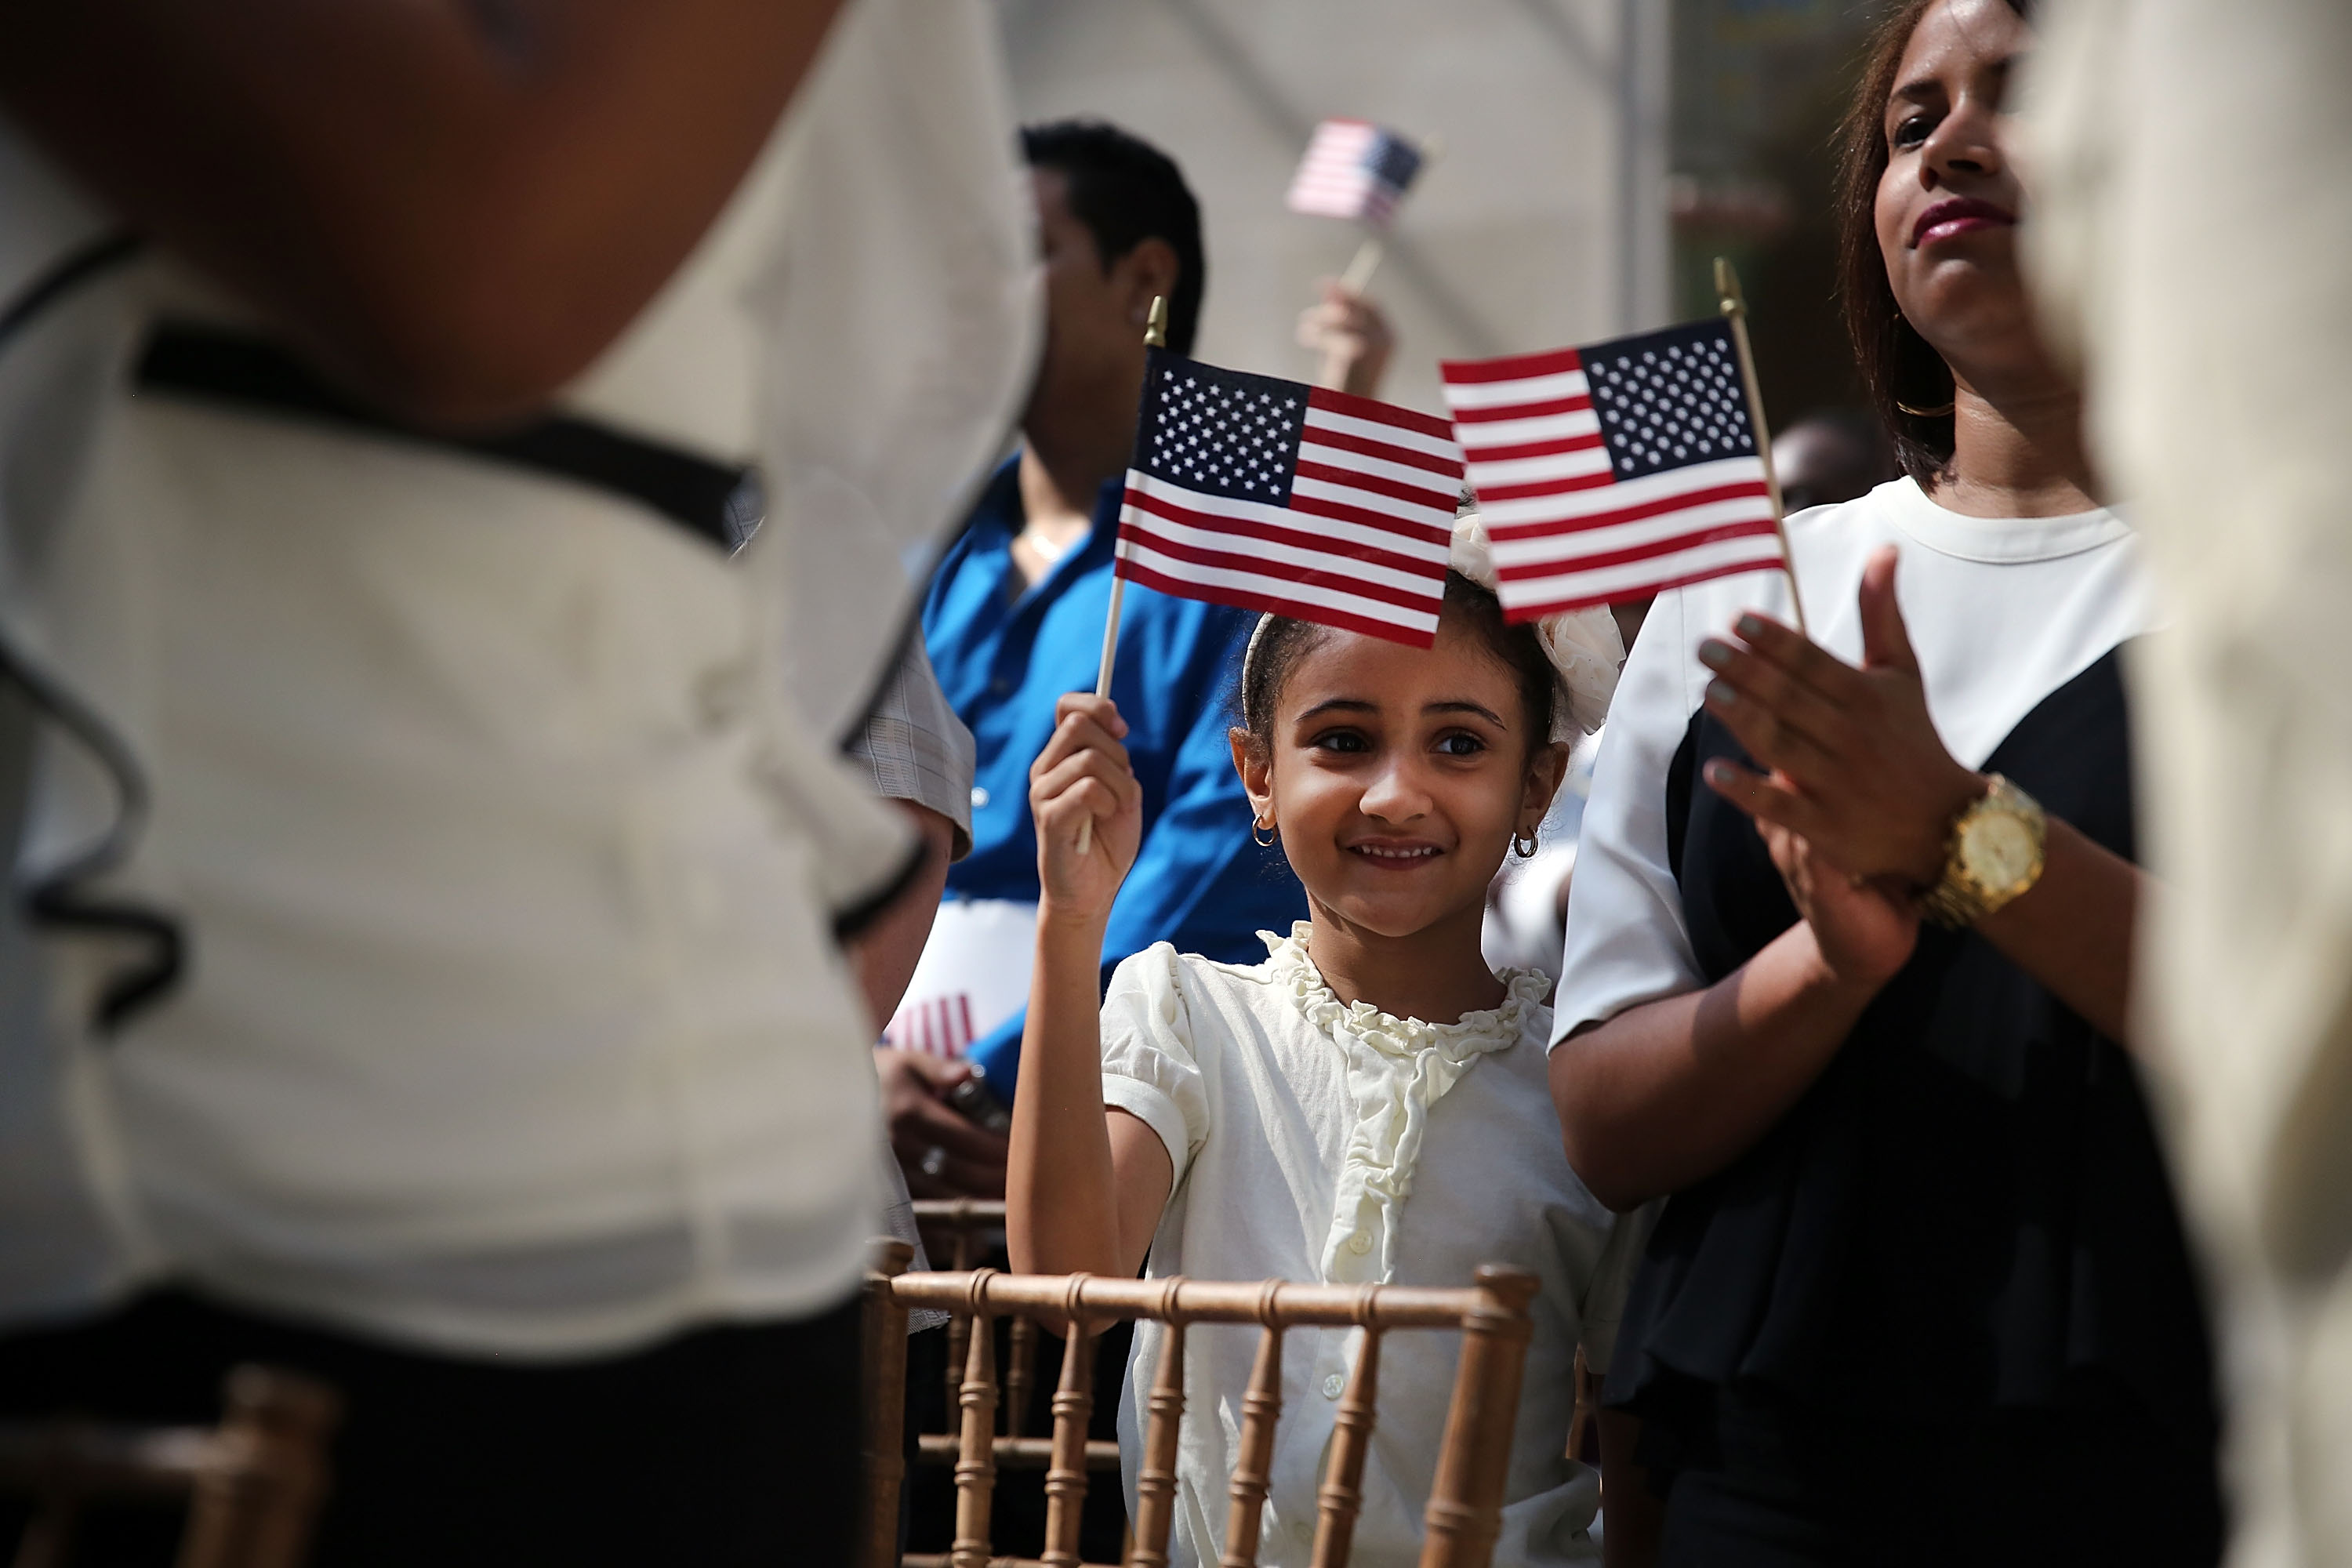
[1127,1281,1189,1568]
[1040,1277,1096,1568]
[1417,1268,1537,1568]
[177,1366,342,1568]
[950,1272,1000,1568]
[1311,1307,1383,1568]
[860,1240,916,1568]
[1218,1284,1287,1568]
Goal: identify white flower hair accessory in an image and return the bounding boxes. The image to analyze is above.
[1448,510,1624,737]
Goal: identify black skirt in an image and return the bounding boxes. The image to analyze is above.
[1607,648,2225,1565]
[0,1287,863,1568]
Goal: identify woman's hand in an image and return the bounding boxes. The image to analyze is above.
[1754,818,1918,989]
[1697,545,1984,889]
[1029,693,1144,925]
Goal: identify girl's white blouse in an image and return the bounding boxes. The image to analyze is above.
[1099,926,1646,1567]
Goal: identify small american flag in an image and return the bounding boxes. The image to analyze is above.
[1440,320,1785,619]
[1116,347,1465,647]
[885,993,975,1059]
[1286,118,1425,230]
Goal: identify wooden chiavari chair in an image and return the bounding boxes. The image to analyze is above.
[904,1202,1123,1515]
[0,1365,341,1568]
[860,1240,1539,1568]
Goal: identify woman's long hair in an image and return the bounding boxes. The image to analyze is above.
[1835,0,2029,485]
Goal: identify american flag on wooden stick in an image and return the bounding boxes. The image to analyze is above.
[1441,320,1788,619]
[1286,118,1425,230]
[1116,347,1465,647]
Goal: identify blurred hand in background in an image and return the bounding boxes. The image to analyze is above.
[873,1049,1009,1199]
[1297,278,1395,399]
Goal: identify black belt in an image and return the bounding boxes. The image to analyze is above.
[135,323,753,553]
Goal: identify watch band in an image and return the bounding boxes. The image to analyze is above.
[1918,774,2046,930]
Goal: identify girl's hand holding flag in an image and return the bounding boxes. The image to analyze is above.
[1029,693,1145,925]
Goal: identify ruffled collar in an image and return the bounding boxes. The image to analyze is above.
[1258,924,1546,1287]
[1260,922,1547,1058]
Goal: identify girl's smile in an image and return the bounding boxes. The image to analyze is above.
[1348,837,1445,866]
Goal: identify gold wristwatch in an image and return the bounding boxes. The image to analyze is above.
[1916,773,2046,930]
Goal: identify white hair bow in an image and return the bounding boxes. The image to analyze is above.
[1448,511,1625,738]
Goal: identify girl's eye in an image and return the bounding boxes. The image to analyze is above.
[1890,112,1935,151]
[1311,729,1370,755]
[1434,731,1487,758]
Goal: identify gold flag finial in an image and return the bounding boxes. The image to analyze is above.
[1714,255,1747,319]
[1145,295,1168,349]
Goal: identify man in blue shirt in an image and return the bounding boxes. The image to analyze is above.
[911,120,1305,1101]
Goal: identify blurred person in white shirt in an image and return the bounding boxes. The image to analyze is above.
[0,2,1037,1561]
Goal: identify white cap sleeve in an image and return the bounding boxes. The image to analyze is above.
[1552,587,1708,1044]
[1098,943,1212,1188]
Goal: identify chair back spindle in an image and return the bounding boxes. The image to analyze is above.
[1311,1299,1385,1568]
[1218,1283,1290,1568]
[1415,1268,1538,1568]
[1126,1281,1189,1568]
[949,1272,1001,1568]
[942,1225,979,1415]
[1039,1277,1098,1568]
[1005,1318,1039,1439]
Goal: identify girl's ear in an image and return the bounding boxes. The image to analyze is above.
[1228,726,1276,826]
[1519,739,1573,831]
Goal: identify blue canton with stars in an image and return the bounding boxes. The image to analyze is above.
[1580,320,1757,478]
[1133,349,1308,503]
[1363,134,1424,194]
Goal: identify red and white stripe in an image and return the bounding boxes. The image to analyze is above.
[1287,119,1404,228]
[1440,347,1785,618]
[884,992,975,1059]
[1116,387,1463,646]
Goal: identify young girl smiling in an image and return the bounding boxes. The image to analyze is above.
[1007,521,1642,1566]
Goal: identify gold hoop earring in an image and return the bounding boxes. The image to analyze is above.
[1512,830,1540,859]
[1896,398,1956,418]
[1252,818,1278,849]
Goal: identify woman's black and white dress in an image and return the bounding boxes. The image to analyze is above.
[1554,478,2223,1563]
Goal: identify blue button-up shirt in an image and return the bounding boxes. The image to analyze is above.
[923,459,1305,1094]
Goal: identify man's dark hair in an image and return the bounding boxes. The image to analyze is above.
[1021,119,1207,356]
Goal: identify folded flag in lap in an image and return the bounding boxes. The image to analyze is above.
[1287,118,1425,230]
[1440,319,1785,619]
[1115,347,1465,647]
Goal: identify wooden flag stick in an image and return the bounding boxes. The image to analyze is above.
[1714,256,1808,638]
[1333,134,1439,296]
[1076,293,1168,855]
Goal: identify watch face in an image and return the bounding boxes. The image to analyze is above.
[1962,811,2039,892]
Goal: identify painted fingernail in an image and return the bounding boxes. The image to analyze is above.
[1703,758,1737,786]
[1736,613,1766,639]
[1697,639,1732,670]
[1706,679,1737,706]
